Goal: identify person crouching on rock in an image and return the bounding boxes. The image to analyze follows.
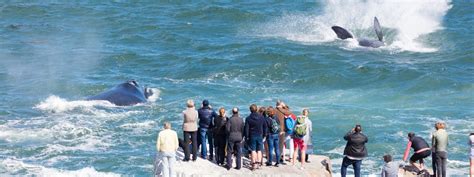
[156,122,179,177]
[403,132,431,172]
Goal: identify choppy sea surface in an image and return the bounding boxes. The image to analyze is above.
[0,1,472,176]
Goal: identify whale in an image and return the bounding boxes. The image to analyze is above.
[87,80,154,106]
[331,17,384,48]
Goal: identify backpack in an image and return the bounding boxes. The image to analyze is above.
[294,116,307,138]
[284,115,295,134]
[270,118,280,134]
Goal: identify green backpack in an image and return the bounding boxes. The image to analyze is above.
[294,116,307,138]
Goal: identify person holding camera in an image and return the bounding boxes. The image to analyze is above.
[341,124,368,177]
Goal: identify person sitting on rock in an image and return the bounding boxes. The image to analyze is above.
[381,154,399,177]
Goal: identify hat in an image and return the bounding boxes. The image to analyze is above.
[202,100,209,107]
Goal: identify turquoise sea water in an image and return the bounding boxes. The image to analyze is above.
[0,1,472,176]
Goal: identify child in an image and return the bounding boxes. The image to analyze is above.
[381,154,399,177]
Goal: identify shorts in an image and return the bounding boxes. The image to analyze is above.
[293,138,306,151]
[410,150,431,162]
[249,136,263,152]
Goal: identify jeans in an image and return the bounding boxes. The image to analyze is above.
[161,151,176,177]
[341,156,362,177]
[226,140,242,169]
[267,133,280,164]
[199,128,214,159]
[434,151,447,177]
[183,131,197,161]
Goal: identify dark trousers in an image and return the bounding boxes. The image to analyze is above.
[215,135,227,164]
[266,133,280,164]
[226,140,242,169]
[183,131,197,161]
[341,156,362,177]
[198,128,214,159]
[433,151,447,177]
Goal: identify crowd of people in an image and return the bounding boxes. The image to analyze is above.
[179,99,314,171]
[155,99,474,177]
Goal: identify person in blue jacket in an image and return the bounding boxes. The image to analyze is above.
[198,100,218,161]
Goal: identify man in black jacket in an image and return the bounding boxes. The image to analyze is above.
[198,100,217,161]
[244,104,267,170]
[225,107,244,170]
[341,124,368,177]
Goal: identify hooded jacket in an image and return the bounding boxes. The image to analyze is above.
[244,112,267,138]
[226,114,244,142]
[343,131,368,158]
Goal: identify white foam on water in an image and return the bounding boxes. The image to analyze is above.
[0,124,54,143]
[255,0,452,53]
[34,95,115,113]
[120,120,156,130]
[43,137,112,154]
[146,88,161,102]
[1,159,120,177]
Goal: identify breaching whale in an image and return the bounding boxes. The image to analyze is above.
[331,17,384,48]
[87,80,154,106]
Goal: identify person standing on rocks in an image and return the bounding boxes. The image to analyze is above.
[214,107,228,166]
[244,104,267,170]
[182,99,198,162]
[302,109,313,163]
[265,107,281,167]
[341,124,368,177]
[432,121,448,177]
[225,107,244,170]
[156,122,179,177]
[198,100,217,161]
[274,100,293,165]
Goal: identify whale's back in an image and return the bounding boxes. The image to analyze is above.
[87,82,147,106]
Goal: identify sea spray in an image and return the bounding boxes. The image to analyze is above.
[256,0,452,52]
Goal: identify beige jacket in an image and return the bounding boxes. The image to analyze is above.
[182,108,198,132]
[156,129,179,152]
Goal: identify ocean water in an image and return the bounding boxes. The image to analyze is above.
[0,1,472,176]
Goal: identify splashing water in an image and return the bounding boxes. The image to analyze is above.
[257,0,452,52]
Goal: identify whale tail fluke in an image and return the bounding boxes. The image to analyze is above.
[374,17,383,42]
[331,26,353,40]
